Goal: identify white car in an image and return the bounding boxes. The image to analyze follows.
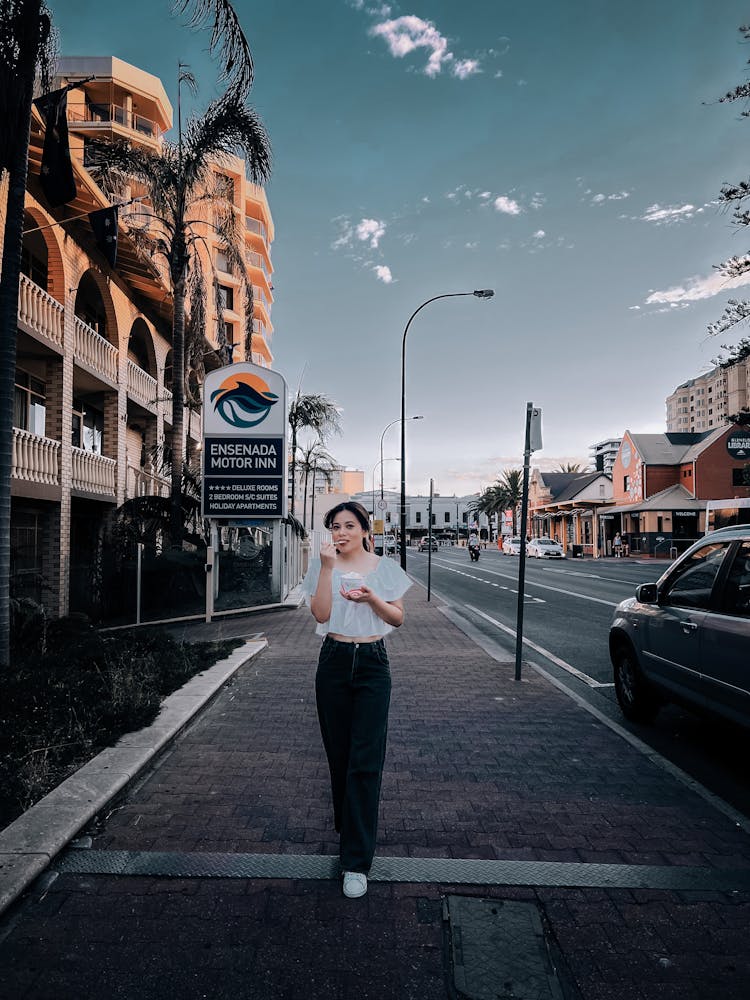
[503,537,524,555]
[527,537,565,559]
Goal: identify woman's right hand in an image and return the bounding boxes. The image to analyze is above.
[319,542,338,569]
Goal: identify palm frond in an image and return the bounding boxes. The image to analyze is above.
[172,0,254,101]
[183,95,271,186]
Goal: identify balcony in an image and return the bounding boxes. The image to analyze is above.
[245,249,272,280]
[68,102,161,142]
[245,216,267,242]
[126,464,170,499]
[127,359,158,409]
[72,447,116,496]
[18,274,64,353]
[73,315,119,384]
[12,428,60,486]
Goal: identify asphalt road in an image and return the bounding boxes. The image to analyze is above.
[406,544,750,820]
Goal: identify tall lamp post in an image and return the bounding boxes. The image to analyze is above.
[399,290,494,569]
[381,415,423,506]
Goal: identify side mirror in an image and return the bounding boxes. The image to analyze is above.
[635,583,658,604]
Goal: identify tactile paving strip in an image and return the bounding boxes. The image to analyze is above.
[55,849,750,891]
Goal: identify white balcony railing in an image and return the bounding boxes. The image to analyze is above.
[18,274,64,351]
[127,359,158,407]
[12,428,60,485]
[73,315,119,383]
[71,447,116,495]
[126,464,170,499]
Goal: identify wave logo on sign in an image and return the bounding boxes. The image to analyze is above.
[210,373,278,428]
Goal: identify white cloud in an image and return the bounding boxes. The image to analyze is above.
[590,190,630,205]
[494,196,522,215]
[645,264,750,306]
[640,203,697,224]
[452,58,481,79]
[373,264,394,283]
[331,217,353,249]
[355,217,386,248]
[369,15,480,78]
[532,230,545,238]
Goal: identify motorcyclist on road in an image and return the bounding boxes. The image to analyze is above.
[468,532,480,562]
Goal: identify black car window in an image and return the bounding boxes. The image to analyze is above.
[717,541,750,619]
[662,542,730,610]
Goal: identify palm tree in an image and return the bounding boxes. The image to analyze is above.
[0,0,259,661]
[0,0,54,667]
[472,469,524,537]
[556,462,582,473]
[288,393,341,517]
[92,94,271,547]
[297,442,337,529]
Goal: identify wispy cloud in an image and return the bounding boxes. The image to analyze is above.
[589,190,630,205]
[640,203,700,224]
[494,195,522,215]
[645,265,750,307]
[369,15,481,78]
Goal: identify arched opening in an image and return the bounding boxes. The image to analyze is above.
[164,349,173,393]
[21,211,48,290]
[74,272,109,340]
[127,317,157,377]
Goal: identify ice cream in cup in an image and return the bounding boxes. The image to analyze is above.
[341,572,364,593]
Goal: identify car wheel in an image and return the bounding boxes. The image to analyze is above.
[612,642,660,723]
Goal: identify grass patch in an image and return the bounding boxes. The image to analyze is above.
[0,608,243,829]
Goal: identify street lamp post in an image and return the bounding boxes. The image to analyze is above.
[399,290,494,569]
[381,415,423,507]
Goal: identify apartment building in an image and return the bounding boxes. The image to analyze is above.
[5,56,274,619]
[664,362,746,432]
[589,437,621,475]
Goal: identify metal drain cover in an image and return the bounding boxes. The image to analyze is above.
[445,896,566,1000]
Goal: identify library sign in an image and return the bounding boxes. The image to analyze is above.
[202,363,288,519]
[726,431,750,460]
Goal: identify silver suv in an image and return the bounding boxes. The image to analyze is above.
[609,526,750,727]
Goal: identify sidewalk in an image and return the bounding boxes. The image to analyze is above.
[1,585,749,999]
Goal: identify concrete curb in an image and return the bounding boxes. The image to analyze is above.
[0,637,267,917]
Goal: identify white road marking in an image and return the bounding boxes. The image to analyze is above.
[465,604,614,689]
[432,562,545,603]
[433,557,618,608]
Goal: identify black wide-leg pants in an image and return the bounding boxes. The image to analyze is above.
[315,636,391,874]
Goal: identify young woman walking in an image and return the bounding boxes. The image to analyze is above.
[301,501,411,898]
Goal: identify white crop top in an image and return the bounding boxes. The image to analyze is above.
[300,557,412,638]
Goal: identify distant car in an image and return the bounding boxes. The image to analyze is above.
[418,537,438,552]
[503,537,523,555]
[527,537,565,559]
[384,536,397,554]
[609,526,750,728]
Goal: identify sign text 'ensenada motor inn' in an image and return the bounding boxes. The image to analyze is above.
[202,364,288,519]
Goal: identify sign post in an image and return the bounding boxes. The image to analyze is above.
[515,404,542,681]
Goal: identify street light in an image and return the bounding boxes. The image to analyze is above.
[381,416,423,506]
[399,289,494,569]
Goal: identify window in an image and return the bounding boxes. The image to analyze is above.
[431,513,436,525]
[71,398,103,454]
[733,468,748,487]
[444,511,450,523]
[215,251,233,274]
[415,511,422,524]
[719,542,750,618]
[218,285,234,311]
[14,370,46,436]
[385,512,391,524]
[623,475,629,492]
[662,542,730,610]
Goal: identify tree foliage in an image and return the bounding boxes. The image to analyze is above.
[709,23,750,339]
[288,393,341,517]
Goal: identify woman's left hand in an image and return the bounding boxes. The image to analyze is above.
[340,584,374,604]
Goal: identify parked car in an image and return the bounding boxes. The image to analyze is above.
[609,526,750,728]
[527,537,566,559]
[503,537,524,555]
[418,536,438,552]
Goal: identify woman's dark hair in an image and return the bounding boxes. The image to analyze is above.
[324,501,371,551]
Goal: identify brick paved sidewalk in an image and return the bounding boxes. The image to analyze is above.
[1,587,749,999]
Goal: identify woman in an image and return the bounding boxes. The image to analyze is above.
[301,501,411,898]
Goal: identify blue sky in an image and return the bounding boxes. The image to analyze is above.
[53,0,750,494]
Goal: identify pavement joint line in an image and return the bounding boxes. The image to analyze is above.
[53,849,750,891]
[435,602,750,837]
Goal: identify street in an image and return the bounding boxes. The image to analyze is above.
[408,545,750,819]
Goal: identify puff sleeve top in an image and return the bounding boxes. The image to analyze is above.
[300,557,412,638]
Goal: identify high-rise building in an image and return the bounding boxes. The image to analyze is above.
[664,361,749,433]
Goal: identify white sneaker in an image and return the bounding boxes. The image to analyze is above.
[342,871,367,898]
